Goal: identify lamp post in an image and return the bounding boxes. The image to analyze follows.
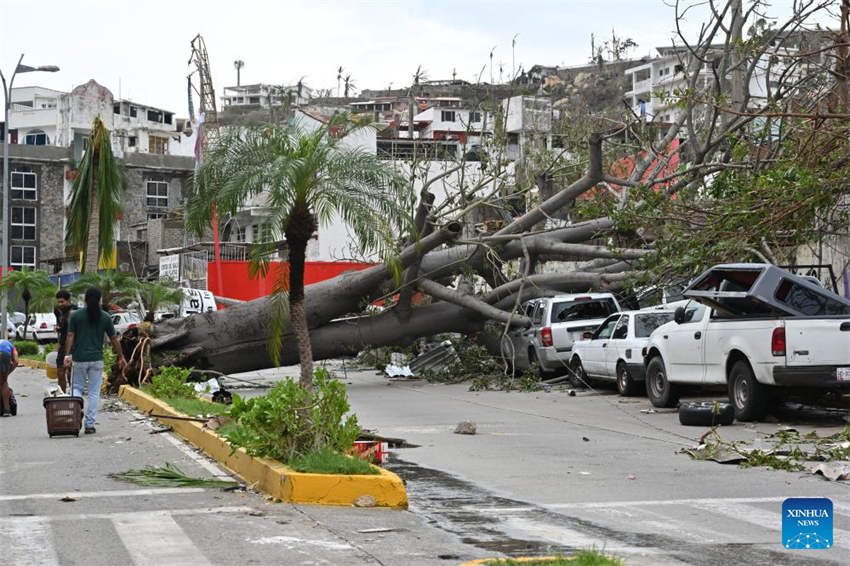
[1,55,60,339]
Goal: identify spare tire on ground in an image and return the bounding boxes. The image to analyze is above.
[679,401,735,426]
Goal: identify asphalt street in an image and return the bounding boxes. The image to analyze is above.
[231,362,850,566]
[0,367,491,566]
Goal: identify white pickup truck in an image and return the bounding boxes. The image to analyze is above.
[643,264,850,421]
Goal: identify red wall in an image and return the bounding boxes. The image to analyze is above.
[206,261,374,303]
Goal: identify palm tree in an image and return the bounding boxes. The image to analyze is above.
[65,116,124,273]
[2,269,54,340]
[190,116,412,389]
[139,278,185,323]
[70,270,140,311]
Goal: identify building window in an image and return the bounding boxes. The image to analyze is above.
[130,106,138,118]
[24,130,49,146]
[149,136,168,155]
[11,246,36,270]
[11,207,36,240]
[441,110,456,122]
[82,136,89,152]
[147,212,168,220]
[468,111,482,123]
[234,227,246,242]
[128,136,137,147]
[11,168,37,200]
[249,97,260,104]
[146,175,168,207]
[147,109,163,123]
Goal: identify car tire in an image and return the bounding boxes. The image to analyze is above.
[616,362,641,397]
[678,402,734,426]
[728,360,769,422]
[568,357,588,388]
[528,348,553,379]
[645,356,680,408]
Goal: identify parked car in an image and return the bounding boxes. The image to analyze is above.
[502,293,622,376]
[17,313,58,343]
[111,312,142,336]
[569,306,678,395]
[5,312,25,340]
[643,263,850,421]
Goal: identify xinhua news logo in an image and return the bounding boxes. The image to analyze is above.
[783,498,833,550]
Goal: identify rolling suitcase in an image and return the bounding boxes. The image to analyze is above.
[43,364,83,438]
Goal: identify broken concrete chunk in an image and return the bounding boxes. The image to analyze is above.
[454,421,477,435]
[354,495,377,508]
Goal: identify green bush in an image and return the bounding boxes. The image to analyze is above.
[103,345,116,376]
[15,341,40,356]
[147,366,195,400]
[223,367,360,463]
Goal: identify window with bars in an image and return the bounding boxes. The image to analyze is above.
[468,111,482,123]
[11,246,36,270]
[24,130,49,145]
[149,136,168,155]
[147,212,168,220]
[11,207,36,240]
[146,175,168,207]
[11,168,37,200]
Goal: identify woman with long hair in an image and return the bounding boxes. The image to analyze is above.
[63,287,127,434]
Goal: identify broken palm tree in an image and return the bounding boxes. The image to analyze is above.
[109,462,240,488]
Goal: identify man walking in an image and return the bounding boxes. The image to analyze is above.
[64,287,126,434]
[54,290,76,393]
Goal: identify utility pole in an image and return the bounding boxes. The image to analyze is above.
[0,55,59,339]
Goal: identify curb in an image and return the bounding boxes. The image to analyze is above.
[119,385,408,509]
[19,358,51,371]
[460,559,567,566]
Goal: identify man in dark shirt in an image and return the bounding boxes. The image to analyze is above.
[54,290,76,393]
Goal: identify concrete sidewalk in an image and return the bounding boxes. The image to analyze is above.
[0,367,491,566]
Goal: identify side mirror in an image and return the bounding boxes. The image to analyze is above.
[582,331,593,340]
[673,306,685,325]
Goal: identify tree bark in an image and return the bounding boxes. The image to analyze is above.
[84,149,101,274]
[286,204,317,389]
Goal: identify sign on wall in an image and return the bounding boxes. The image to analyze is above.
[159,255,180,280]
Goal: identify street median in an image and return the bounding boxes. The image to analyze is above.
[118,385,408,509]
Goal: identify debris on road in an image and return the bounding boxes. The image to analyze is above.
[409,341,460,375]
[640,409,656,414]
[568,390,577,397]
[354,495,377,508]
[60,495,80,502]
[628,475,637,480]
[582,437,590,442]
[454,421,477,435]
[109,462,241,488]
[809,462,850,482]
[358,528,400,533]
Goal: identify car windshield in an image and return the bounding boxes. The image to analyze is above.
[634,313,675,337]
[551,299,617,323]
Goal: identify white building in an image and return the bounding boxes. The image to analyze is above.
[221,83,312,109]
[6,81,195,160]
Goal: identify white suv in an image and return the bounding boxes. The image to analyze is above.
[502,293,622,376]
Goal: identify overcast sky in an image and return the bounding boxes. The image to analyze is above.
[1,0,811,117]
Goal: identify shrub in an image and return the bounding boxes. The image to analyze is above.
[147,366,195,400]
[15,341,40,356]
[103,345,116,376]
[223,367,360,463]
[289,447,378,475]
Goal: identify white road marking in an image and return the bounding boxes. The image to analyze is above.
[0,487,206,502]
[0,517,60,566]
[248,535,355,551]
[693,500,850,550]
[161,431,235,481]
[113,510,212,566]
[0,506,255,523]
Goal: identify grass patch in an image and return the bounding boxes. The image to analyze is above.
[159,395,227,418]
[289,447,379,475]
[484,549,624,566]
[21,353,47,362]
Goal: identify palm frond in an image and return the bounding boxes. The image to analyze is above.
[109,462,239,488]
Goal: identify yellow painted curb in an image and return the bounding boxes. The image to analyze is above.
[460,558,567,566]
[119,385,408,509]
[19,358,51,371]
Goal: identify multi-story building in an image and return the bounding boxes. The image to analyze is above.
[221,83,312,110]
[1,80,195,278]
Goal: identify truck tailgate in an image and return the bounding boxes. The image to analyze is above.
[785,318,850,366]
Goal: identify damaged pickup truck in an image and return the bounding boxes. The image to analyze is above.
[643,264,850,421]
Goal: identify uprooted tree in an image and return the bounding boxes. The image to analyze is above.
[113,0,850,383]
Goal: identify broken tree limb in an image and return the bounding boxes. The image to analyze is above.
[483,271,635,305]
[521,240,653,261]
[418,278,532,327]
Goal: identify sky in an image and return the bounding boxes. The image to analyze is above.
[0,0,820,117]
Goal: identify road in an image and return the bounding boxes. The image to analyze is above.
[0,367,489,566]
[232,362,850,566]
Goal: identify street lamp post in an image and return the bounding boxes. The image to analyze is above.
[1,55,60,339]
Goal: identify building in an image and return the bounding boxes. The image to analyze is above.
[221,83,312,110]
[5,80,195,159]
[1,80,195,279]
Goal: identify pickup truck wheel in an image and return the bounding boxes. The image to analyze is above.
[646,357,680,408]
[728,360,769,422]
[616,362,640,397]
